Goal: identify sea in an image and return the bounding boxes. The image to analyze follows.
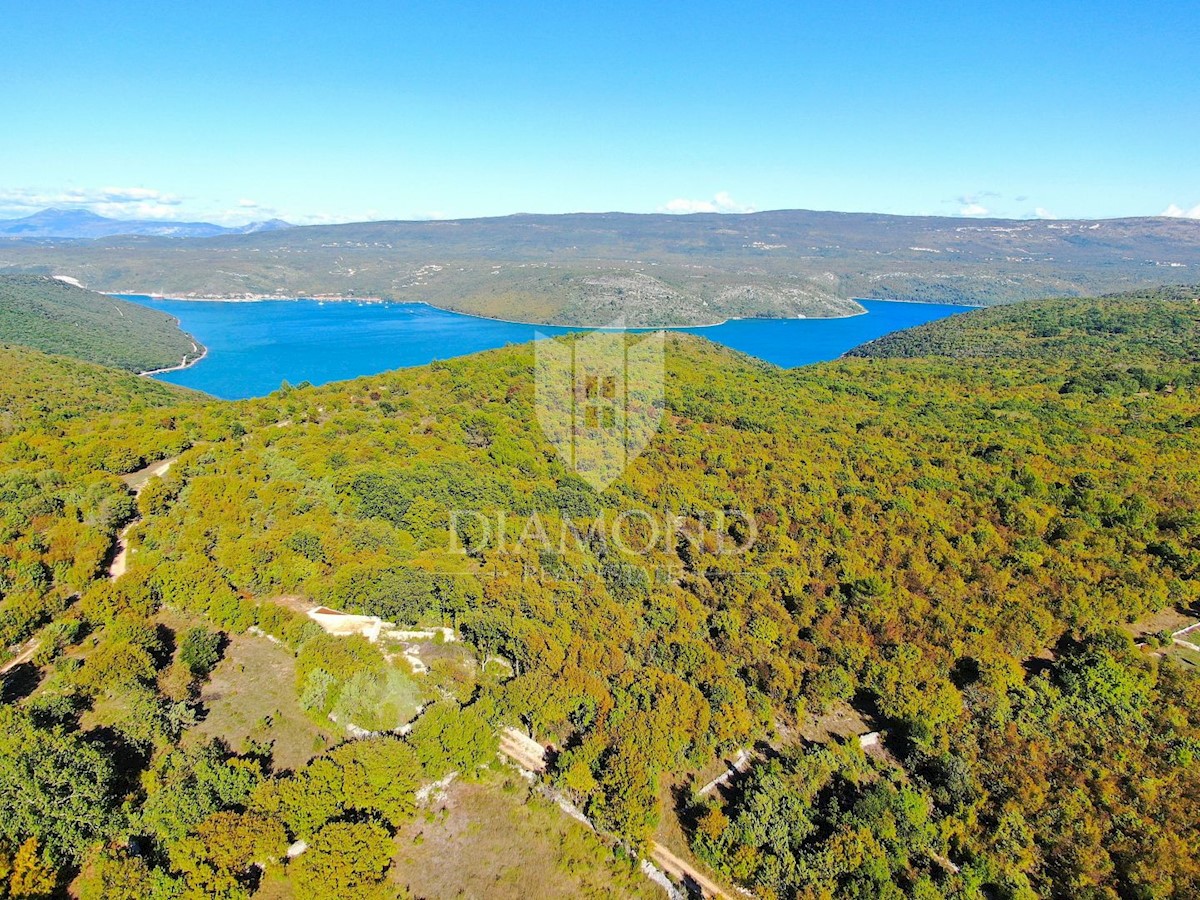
[124,296,975,400]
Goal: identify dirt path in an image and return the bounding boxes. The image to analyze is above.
[697,749,752,797]
[499,727,550,772]
[121,456,178,493]
[496,727,736,899]
[108,523,136,581]
[0,638,39,675]
[109,456,178,581]
[649,842,733,900]
[138,341,207,377]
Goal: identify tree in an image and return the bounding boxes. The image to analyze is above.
[407,703,497,777]
[178,626,224,679]
[328,738,421,828]
[77,847,183,900]
[253,758,343,842]
[331,669,421,733]
[139,742,263,847]
[8,837,56,899]
[290,821,394,900]
[137,478,174,518]
[168,811,286,896]
[0,708,119,864]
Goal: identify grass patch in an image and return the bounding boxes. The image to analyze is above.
[392,773,660,899]
[1167,644,1200,671]
[185,629,335,773]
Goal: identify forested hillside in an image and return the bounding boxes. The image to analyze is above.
[0,345,202,433]
[0,295,1198,897]
[849,284,1200,362]
[0,275,201,372]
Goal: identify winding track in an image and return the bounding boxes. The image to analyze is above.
[109,456,178,580]
[497,727,735,899]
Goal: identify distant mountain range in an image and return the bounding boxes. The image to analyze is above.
[0,208,293,239]
[0,208,1196,326]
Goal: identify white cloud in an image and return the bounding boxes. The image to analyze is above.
[1034,207,1057,219]
[951,192,997,217]
[0,185,182,219]
[660,191,755,214]
[98,186,180,204]
[237,198,260,208]
[1162,203,1200,219]
[91,201,183,220]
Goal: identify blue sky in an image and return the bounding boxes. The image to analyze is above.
[2,0,1198,224]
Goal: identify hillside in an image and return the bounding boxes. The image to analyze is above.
[0,344,203,435]
[850,283,1200,362]
[0,295,1197,897]
[2,208,1198,325]
[0,274,202,372]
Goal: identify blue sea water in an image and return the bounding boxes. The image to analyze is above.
[125,296,974,400]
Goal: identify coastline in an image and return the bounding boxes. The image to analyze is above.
[138,339,208,377]
[109,291,389,304]
[853,296,984,308]
[119,292,890,330]
[117,290,978,332]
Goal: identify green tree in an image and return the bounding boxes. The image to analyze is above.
[0,709,119,864]
[291,821,394,900]
[8,837,56,899]
[408,703,497,777]
[328,737,421,828]
[178,626,223,679]
[77,847,182,900]
[168,811,286,897]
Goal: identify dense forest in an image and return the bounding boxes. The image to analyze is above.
[0,275,201,373]
[0,288,1198,897]
[849,285,1200,362]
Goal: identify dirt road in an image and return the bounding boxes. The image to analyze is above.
[496,727,735,899]
[499,727,550,772]
[0,638,39,675]
[109,456,178,580]
[649,842,733,899]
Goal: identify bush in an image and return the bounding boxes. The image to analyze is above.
[178,627,223,679]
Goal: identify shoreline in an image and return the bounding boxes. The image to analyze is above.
[109,291,389,304]
[116,290,979,331]
[138,339,208,377]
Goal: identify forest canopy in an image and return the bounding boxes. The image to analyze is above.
[0,288,1198,897]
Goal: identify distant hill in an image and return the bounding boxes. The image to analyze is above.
[0,208,1196,325]
[0,208,293,239]
[0,274,202,372]
[848,283,1200,362]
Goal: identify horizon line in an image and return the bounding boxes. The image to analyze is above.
[4,204,1198,231]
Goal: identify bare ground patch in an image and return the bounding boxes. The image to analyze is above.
[394,774,661,899]
[185,629,335,773]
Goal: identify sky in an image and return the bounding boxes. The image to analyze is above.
[1,0,1198,225]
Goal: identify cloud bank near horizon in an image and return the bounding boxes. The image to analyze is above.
[659,191,756,214]
[1163,203,1200,219]
[2,184,1197,225]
